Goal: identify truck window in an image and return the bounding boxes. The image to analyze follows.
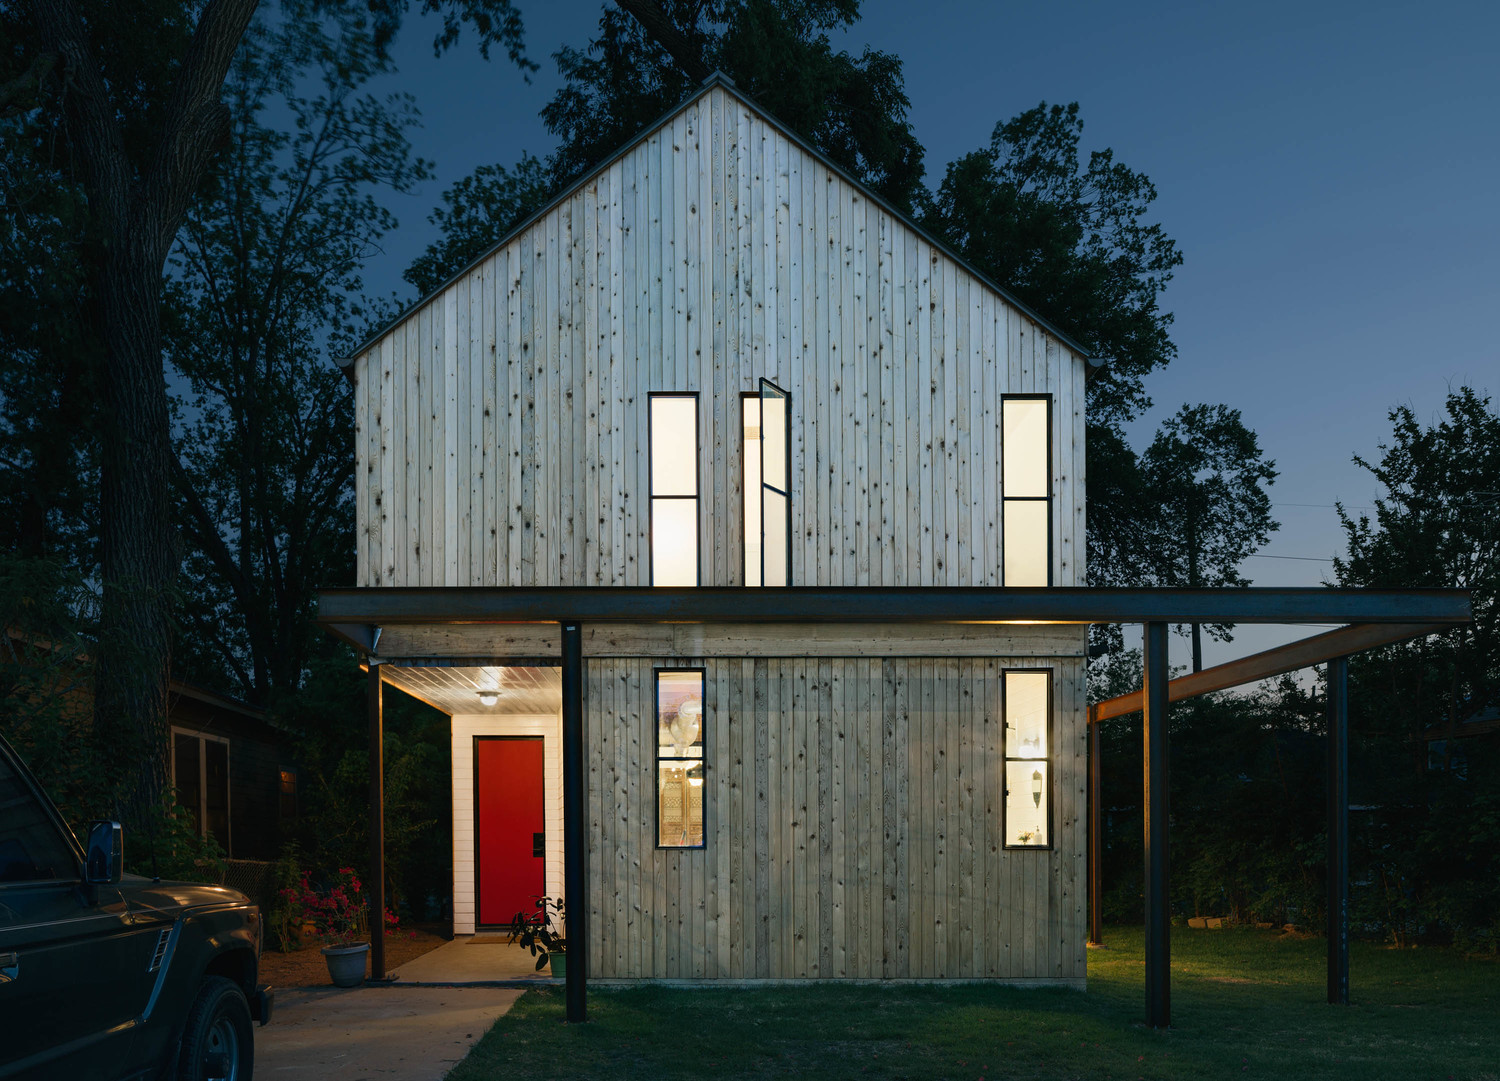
[0,752,78,884]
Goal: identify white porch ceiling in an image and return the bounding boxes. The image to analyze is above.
[380,664,560,717]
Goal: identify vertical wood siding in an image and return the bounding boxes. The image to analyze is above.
[352,86,1087,591]
[585,653,1087,982]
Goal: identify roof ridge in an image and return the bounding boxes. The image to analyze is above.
[342,73,1090,366]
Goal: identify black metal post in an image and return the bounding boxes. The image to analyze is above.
[1088,713,1103,947]
[368,660,386,982]
[561,622,587,1022]
[1143,622,1170,1028]
[1326,655,1349,1005]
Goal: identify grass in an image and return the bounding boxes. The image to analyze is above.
[448,926,1499,1080]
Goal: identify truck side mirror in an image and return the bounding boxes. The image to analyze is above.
[86,821,122,885]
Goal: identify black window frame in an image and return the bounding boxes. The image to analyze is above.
[653,666,707,851]
[740,387,794,587]
[647,391,701,587]
[1001,667,1054,852]
[1001,393,1053,587]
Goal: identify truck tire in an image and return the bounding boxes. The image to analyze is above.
[175,975,254,1081]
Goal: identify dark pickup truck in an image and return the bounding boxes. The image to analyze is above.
[0,732,272,1080]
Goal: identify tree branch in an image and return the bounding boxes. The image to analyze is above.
[614,0,712,83]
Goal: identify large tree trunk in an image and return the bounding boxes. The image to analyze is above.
[30,0,260,823]
[94,238,178,821]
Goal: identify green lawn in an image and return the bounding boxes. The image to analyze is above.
[450,927,1499,1080]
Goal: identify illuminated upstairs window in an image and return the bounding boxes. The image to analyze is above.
[649,394,699,586]
[1002,397,1051,586]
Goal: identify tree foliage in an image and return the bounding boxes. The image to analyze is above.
[1334,387,1500,949]
[1,0,529,827]
[165,13,428,706]
[1139,403,1278,666]
[924,102,1182,428]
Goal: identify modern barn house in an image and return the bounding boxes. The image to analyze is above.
[316,75,1470,1023]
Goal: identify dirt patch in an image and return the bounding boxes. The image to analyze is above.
[260,926,449,988]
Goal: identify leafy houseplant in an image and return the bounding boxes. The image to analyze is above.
[506,897,567,977]
[296,867,371,986]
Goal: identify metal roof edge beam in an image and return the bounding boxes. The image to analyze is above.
[314,587,1471,627]
[1091,622,1451,723]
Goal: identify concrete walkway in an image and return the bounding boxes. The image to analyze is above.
[256,985,523,1080]
[391,938,559,985]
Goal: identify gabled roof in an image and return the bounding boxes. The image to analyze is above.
[343,72,1092,366]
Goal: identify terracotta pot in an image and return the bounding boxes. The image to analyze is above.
[322,943,370,987]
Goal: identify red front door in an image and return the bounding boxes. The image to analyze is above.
[476,737,545,927]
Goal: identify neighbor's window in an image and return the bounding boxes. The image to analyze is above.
[279,768,298,820]
[1002,396,1051,586]
[743,379,791,586]
[656,669,705,847]
[1003,670,1050,848]
[172,728,231,853]
[650,394,700,586]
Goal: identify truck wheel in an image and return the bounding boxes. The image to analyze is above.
[176,975,254,1081]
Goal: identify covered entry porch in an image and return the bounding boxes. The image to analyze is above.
[317,585,1471,1027]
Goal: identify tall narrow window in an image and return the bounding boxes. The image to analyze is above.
[172,728,231,853]
[650,394,699,586]
[1003,670,1051,848]
[656,669,705,847]
[743,380,791,586]
[1002,396,1051,586]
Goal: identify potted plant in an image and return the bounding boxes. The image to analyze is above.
[299,867,370,986]
[506,897,567,977]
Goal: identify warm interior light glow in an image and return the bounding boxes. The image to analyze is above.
[1003,399,1048,497]
[657,670,705,847]
[743,397,762,586]
[1005,670,1050,846]
[651,395,699,586]
[652,498,698,586]
[650,396,698,496]
[1004,500,1049,586]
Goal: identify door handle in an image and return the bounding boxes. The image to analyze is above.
[0,952,18,983]
[533,832,544,858]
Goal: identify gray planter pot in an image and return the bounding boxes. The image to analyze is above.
[321,943,370,987]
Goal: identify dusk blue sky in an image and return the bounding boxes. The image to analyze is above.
[362,0,1498,669]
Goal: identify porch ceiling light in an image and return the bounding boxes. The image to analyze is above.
[477,690,499,707]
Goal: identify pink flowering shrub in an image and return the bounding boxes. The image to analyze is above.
[283,867,369,946]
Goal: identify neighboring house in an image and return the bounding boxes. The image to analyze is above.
[2,629,295,862]
[167,681,298,861]
[330,75,1091,983]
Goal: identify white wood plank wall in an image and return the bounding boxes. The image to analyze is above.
[584,653,1088,982]
[352,86,1087,591]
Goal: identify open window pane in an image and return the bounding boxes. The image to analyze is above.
[763,490,788,586]
[1005,761,1049,846]
[1003,500,1049,587]
[758,379,791,586]
[651,498,698,586]
[657,670,705,848]
[204,739,230,852]
[1005,671,1049,759]
[743,397,762,586]
[650,396,698,496]
[1003,398,1049,497]
[760,381,788,491]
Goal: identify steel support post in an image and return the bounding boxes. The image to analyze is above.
[1089,716,1104,946]
[368,660,386,982]
[1326,655,1350,1005]
[1143,622,1170,1028]
[561,622,587,1023]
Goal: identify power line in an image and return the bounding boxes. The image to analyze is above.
[1246,553,1335,562]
